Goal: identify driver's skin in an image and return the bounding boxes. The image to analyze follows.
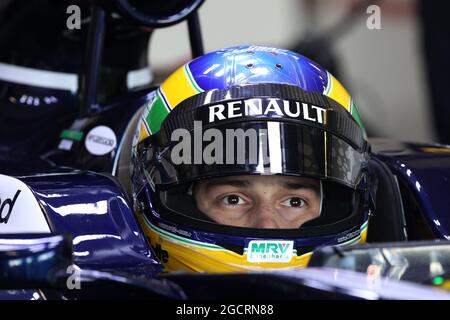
[194,175,322,229]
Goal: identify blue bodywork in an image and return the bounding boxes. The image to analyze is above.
[0,91,170,299]
[24,170,161,274]
[371,139,450,239]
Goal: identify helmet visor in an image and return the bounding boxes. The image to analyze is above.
[141,121,366,190]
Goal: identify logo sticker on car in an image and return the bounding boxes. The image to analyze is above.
[0,189,21,224]
[85,125,117,156]
[0,174,51,233]
[246,240,294,263]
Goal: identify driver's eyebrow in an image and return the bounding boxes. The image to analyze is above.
[206,179,250,188]
[281,181,320,191]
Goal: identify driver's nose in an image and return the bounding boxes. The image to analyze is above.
[248,201,279,228]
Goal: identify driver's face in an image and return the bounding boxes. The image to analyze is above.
[193,175,321,229]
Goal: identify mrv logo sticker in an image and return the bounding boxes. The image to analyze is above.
[85,126,117,156]
[246,240,294,263]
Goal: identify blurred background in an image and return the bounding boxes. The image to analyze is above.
[0,0,447,149]
[149,0,437,144]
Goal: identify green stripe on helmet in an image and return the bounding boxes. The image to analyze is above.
[184,64,203,93]
[350,100,366,133]
[145,92,170,134]
[324,71,333,96]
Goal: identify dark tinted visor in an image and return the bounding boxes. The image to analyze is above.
[141,121,366,190]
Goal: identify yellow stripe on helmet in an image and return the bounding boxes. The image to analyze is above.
[325,73,351,111]
[138,213,312,273]
[160,65,202,109]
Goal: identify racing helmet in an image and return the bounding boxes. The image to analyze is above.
[131,45,373,272]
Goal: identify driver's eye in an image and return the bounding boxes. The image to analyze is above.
[221,195,245,206]
[281,197,305,208]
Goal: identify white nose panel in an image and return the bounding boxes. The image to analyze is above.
[0,174,51,233]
